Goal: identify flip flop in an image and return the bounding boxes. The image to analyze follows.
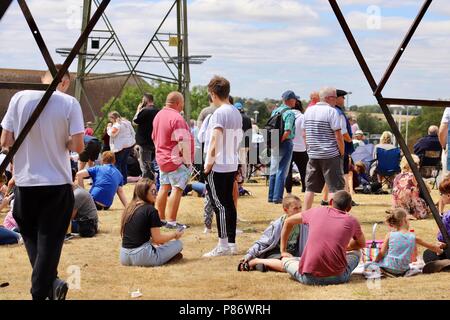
[423,259,450,274]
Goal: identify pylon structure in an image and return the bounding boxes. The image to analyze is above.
[58,0,206,130]
[329,0,450,254]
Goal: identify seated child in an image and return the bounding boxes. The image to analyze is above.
[3,199,18,232]
[71,185,99,238]
[375,208,443,275]
[238,195,308,272]
[76,151,128,210]
[120,178,184,267]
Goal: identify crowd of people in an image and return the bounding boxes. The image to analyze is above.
[0,67,449,300]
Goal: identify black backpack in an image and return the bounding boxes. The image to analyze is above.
[264,107,289,150]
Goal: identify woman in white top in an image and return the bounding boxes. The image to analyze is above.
[285,100,309,194]
[107,111,136,185]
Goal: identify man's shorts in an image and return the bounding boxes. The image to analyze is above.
[305,156,345,193]
[79,139,102,163]
[160,164,191,190]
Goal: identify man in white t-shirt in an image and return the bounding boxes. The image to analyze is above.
[439,108,450,178]
[1,65,84,300]
[203,76,243,257]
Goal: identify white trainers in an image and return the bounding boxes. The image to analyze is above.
[229,243,238,255]
[202,245,231,257]
[203,227,212,234]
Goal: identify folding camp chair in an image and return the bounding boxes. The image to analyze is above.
[375,147,401,189]
[419,150,442,189]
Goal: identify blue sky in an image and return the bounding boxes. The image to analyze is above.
[1,0,450,106]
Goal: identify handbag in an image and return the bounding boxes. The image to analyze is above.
[361,223,384,263]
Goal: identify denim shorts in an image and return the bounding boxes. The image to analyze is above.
[283,251,361,286]
[160,164,191,190]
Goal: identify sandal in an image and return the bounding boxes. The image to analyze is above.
[237,260,251,272]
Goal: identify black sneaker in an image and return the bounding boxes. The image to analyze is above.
[64,234,74,241]
[52,278,68,300]
[320,200,329,206]
[351,201,359,207]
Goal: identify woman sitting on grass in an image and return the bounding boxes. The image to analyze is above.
[392,155,430,220]
[237,195,308,272]
[375,208,443,276]
[120,178,184,267]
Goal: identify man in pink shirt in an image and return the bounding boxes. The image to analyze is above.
[152,92,194,229]
[280,190,365,285]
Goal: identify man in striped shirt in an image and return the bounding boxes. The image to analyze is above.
[303,87,345,210]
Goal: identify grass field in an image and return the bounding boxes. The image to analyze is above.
[1,180,449,300]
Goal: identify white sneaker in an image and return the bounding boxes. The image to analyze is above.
[229,243,238,255]
[202,245,231,257]
[203,227,212,234]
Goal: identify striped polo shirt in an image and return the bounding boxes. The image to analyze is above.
[304,102,342,159]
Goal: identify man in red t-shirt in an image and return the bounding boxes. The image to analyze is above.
[152,92,194,229]
[280,190,365,285]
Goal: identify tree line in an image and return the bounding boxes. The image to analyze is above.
[94,82,446,150]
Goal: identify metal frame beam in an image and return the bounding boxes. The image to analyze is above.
[0,0,110,175]
[0,0,13,21]
[329,0,450,256]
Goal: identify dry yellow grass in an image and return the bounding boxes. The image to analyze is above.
[1,180,449,300]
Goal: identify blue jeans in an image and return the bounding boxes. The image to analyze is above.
[114,146,133,185]
[283,251,361,285]
[0,227,20,245]
[268,140,293,202]
[120,240,183,267]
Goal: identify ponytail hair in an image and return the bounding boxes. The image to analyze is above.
[385,208,407,228]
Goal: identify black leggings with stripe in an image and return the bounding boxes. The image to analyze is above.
[206,171,237,243]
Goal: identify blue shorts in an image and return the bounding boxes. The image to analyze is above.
[160,164,191,190]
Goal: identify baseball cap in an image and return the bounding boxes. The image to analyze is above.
[234,102,243,111]
[355,130,364,136]
[282,90,300,101]
[337,89,348,97]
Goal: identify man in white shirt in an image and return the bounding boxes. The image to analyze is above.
[439,108,450,179]
[203,76,243,257]
[303,87,345,210]
[1,65,84,300]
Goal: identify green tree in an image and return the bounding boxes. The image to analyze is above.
[96,82,177,136]
[357,111,390,136]
[404,107,444,149]
[190,85,209,120]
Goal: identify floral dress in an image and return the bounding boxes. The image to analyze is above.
[392,172,430,219]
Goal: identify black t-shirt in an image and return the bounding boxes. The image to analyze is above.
[134,106,159,147]
[241,113,253,148]
[121,204,163,249]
